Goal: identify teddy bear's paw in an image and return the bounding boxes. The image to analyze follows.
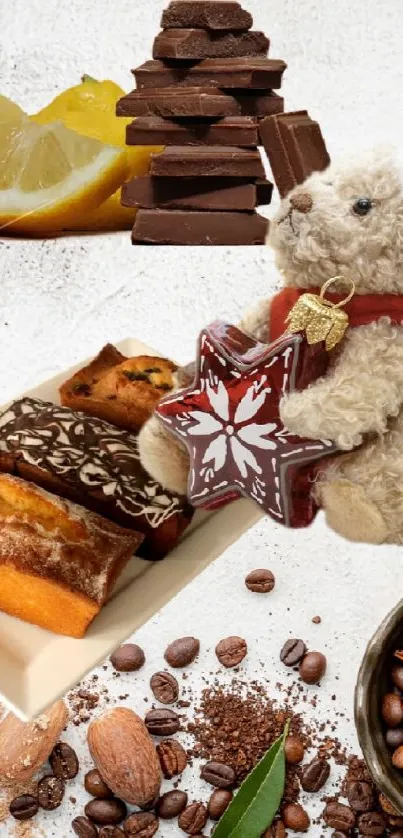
[138,415,190,495]
[319,478,388,544]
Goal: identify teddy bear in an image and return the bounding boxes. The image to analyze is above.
[139,145,403,546]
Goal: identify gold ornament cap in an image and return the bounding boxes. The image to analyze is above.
[286,276,356,351]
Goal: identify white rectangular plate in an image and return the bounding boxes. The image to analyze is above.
[0,338,262,720]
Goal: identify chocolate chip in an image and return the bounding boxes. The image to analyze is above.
[299,651,327,684]
[386,729,403,750]
[157,738,188,777]
[150,671,179,704]
[84,769,113,800]
[157,790,188,819]
[323,801,356,831]
[9,794,39,821]
[72,816,99,837]
[84,798,127,826]
[282,803,310,831]
[301,756,330,792]
[346,780,375,813]
[208,789,233,821]
[280,639,307,667]
[284,735,305,764]
[382,693,403,727]
[164,637,200,668]
[357,812,387,836]
[99,829,125,838]
[49,741,79,779]
[145,708,180,736]
[73,383,91,396]
[123,812,159,836]
[201,760,235,788]
[391,665,403,690]
[110,643,145,672]
[38,774,65,810]
[215,636,247,668]
[178,802,208,834]
[245,568,275,593]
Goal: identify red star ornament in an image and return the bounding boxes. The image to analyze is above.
[156,322,338,528]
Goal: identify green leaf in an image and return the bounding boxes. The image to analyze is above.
[212,721,289,838]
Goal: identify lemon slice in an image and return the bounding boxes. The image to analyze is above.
[0,108,129,234]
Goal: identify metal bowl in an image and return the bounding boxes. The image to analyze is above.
[355,600,403,814]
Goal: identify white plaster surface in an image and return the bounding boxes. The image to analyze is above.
[0,0,403,834]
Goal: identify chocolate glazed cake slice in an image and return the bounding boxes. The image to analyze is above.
[0,398,193,560]
[116,0,284,244]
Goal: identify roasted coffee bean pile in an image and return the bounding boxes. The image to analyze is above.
[280,638,327,685]
[9,741,79,822]
[381,648,403,772]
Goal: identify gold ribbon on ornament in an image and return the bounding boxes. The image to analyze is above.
[286,276,356,351]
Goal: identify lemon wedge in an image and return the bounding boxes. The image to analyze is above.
[0,106,128,234]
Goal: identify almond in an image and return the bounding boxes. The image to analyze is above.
[0,700,68,786]
[87,707,161,806]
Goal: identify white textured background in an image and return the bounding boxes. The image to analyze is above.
[1,0,403,835]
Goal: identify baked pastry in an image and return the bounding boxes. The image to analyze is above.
[0,397,193,560]
[60,343,177,430]
[0,474,143,638]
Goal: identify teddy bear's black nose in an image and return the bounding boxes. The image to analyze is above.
[290,192,313,214]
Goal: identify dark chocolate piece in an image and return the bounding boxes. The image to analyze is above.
[259,111,330,197]
[132,209,269,245]
[153,29,269,59]
[161,1,253,31]
[133,58,287,90]
[0,398,193,560]
[126,116,258,147]
[150,146,266,178]
[117,88,282,119]
[122,176,273,211]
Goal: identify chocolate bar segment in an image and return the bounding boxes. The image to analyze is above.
[259,111,330,197]
[153,29,269,59]
[122,176,273,211]
[126,116,259,147]
[0,398,193,560]
[132,209,269,245]
[161,1,253,31]
[150,146,266,177]
[133,58,287,90]
[117,87,240,118]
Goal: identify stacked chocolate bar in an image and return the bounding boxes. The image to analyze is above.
[118,0,287,246]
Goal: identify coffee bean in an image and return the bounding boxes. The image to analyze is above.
[178,802,208,834]
[157,738,188,777]
[245,568,275,593]
[347,780,375,813]
[280,639,307,667]
[9,794,39,821]
[282,803,310,832]
[357,812,387,836]
[99,829,125,838]
[110,643,145,672]
[208,789,233,821]
[262,821,286,838]
[164,637,200,668]
[301,756,330,792]
[299,651,327,684]
[392,665,403,691]
[382,693,403,727]
[145,708,180,736]
[157,790,188,819]
[392,745,403,768]
[72,816,99,837]
[49,741,79,779]
[84,769,113,799]
[284,735,305,764]
[38,774,65,810]
[386,729,403,750]
[215,636,247,668]
[323,801,356,831]
[201,760,235,788]
[123,812,159,836]
[150,671,179,704]
[85,798,127,826]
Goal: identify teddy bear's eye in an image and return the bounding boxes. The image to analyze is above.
[353,198,373,216]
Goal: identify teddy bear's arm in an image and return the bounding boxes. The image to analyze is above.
[237,297,272,343]
[280,320,403,449]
